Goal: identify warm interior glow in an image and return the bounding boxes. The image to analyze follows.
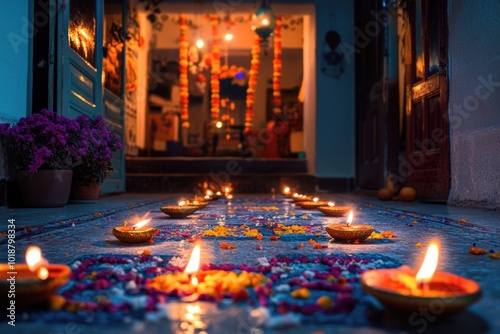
[26,246,49,280]
[313,197,319,202]
[133,219,150,230]
[224,33,233,41]
[178,201,186,207]
[346,211,354,227]
[328,201,335,207]
[283,187,290,193]
[79,28,90,40]
[262,18,269,25]
[185,245,201,276]
[416,243,439,284]
[196,39,204,48]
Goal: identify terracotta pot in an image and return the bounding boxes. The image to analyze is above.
[70,184,102,201]
[16,170,73,207]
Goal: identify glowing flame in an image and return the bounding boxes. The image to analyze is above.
[416,243,439,284]
[328,202,335,207]
[216,121,223,128]
[225,187,230,193]
[26,246,49,280]
[293,193,299,198]
[262,18,269,25]
[133,219,150,230]
[204,195,211,200]
[79,28,90,40]
[185,245,201,276]
[283,187,290,194]
[227,194,233,200]
[216,191,222,196]
[224,33,233,41]
[178,201,186,207]
[206,190,213,196]
[313,197,319,203]
[196,39,204,48]
[346,211,354,227]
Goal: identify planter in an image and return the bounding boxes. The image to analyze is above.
[17,170,73,207]
[70,184,102,202]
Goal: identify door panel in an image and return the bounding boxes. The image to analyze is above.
[406,0,449,201]
[57,0,125,193]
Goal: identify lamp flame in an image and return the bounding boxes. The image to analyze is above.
[262,18,269,25]
[178,201,186,207]
[185,245,201,276]
[26,246,49,280]
[133,219,150,230]
[328,201,335,207]
[293,193,299,198]
[346,211,353,227]
[313,197,319,203]
[283,187,290,194]
[416,243,439,284]
[225,187,230,193]
[206,190,213,196]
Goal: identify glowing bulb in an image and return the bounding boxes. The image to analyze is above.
[224,33,233,41]
[196,39,204,48]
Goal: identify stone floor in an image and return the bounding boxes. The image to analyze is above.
[0,193,499,334]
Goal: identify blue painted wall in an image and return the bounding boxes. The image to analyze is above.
[0,1,30,122]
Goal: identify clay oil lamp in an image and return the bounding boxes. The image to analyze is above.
[292,193,312,203]
[282,186,293,198]
[113,216,157,243]
[186,198,209,210]
[325,211,374,243]
[317,201,352,217]
[0,246,71,308]
[161,201,198,218]
[298,197,329,209]
[361,242,482,316]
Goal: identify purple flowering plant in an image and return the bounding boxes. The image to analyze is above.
[0,109,86,173]
[72,115,122,186]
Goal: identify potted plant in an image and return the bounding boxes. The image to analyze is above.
[70,115,122,201]
[0,109,85,207]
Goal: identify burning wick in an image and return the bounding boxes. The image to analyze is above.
[416,243,439,290]
[178,201,186,207]
[206,190,213,196]
[133,219,150,230]
[26,246,49,280]
[346,211,354,227]
[185,245,201,288]
[328,202,335,207]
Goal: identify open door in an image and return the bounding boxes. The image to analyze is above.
[56,0,125,193]
[405,0,449,201]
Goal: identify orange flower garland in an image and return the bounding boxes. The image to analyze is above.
[210,15,221,121]
[245,34,261,130]
[272,15,283,114]
[179,14,189,123]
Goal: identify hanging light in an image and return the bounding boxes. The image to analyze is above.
[251,0,276,48]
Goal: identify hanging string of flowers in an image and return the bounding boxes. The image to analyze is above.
[179,14,189,124]
[210,15,221,121]
[245,34,261,130]
[272,15,283,114]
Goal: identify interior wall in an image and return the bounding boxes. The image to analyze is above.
[448,0,500,208]
[314,0,355,181]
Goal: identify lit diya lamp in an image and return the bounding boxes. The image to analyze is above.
[146,244,269,300]
[0,246,71,307]
[113,216,157,243]
[211,190,223,200]
[161,201,198,218]
[325,211,374,242]
[298,197,329,209]
[361,242,482,315]
[282,186,293,198]
[186,198,209,209]
[224,186,232,197]
[317,201,352,217]
[292,193,312,202]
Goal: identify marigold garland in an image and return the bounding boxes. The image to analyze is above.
[272,15,283,114]
[179,14,189,123]
[210,15,221,121]
[245,34,261,130]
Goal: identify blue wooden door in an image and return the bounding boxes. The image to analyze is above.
[57,0,125,193]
